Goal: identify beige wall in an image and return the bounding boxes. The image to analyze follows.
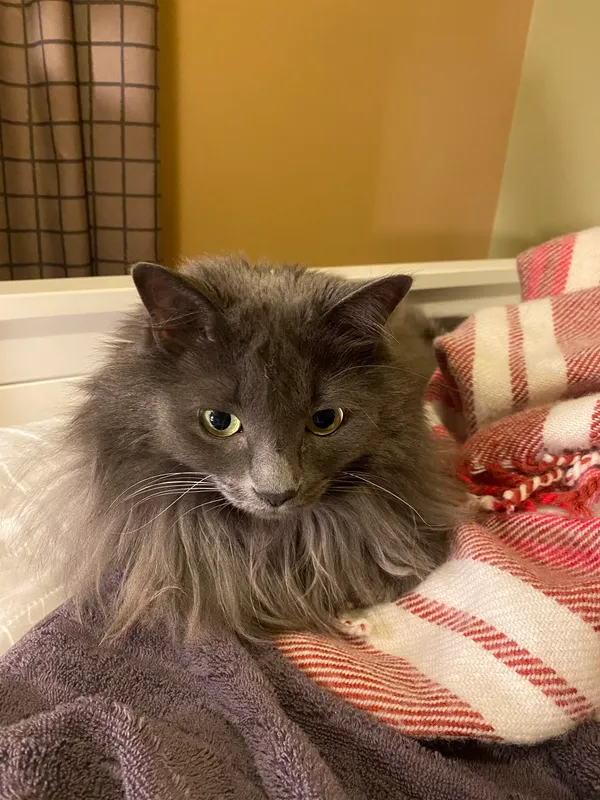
[490,0,600,258]
[160,1,532,267]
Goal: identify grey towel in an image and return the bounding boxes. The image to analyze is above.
[0,602,598,799]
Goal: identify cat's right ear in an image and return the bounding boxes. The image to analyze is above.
[325,274,412,345]
[131,262,219,350]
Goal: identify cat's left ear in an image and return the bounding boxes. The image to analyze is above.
[131,262,220,349]
[326,274,412,340]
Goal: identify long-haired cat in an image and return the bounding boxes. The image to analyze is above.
[22,258,461,639]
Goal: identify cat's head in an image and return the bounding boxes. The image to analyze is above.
[129,259,414,519]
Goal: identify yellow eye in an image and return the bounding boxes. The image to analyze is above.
[200,410,242,437]
[307,408,344,436]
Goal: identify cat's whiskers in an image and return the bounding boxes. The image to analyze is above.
[116,487,227,540]
[122,477,215,534]
[171,497,230,535]
[343,471,442,528]
[109,471,209,508]
[128,488,220,515]
[123,479,216,503]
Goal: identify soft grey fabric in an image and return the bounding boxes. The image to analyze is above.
[0,601,598,799]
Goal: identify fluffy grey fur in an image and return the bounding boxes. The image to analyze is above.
[20,257,462,639]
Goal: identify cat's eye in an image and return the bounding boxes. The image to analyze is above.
[200,410,242,437]
[307,408,344,436]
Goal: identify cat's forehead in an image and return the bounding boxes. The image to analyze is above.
[235,320,316,401]
[181,258,346,324]
[221,307,334,410]
[180,259,361,389]
[228,321,369,411]
[217,277,333,357]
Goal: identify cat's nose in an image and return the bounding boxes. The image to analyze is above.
[255,489,297,507]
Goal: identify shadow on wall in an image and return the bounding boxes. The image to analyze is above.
[490,0,600,259]
[490,75,579,257]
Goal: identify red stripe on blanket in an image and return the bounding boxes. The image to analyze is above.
[486,514,600,576]
[551,289,600,394]
[435,316,476,437]
[400,594,593,720]
[590,402,600,446]
[518,232,576,300]
[550,234,577,296]
[462,406,548,471]
[278,634,496,737]
[455,523,600,625]
[281,635,460,697]
[280,642,450,695]
[520,240,548,301]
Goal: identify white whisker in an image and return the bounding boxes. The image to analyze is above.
[108,470,209,509]
[128,488,220,514]
[344,472,434,527]
[124,477,214,533]
[123,480,216,503]
[172,498,229,530]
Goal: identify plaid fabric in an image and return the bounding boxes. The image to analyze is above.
[278,228,600,744]
[0,0,159,279]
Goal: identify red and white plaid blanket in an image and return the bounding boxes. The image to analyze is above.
[279,228,600,744]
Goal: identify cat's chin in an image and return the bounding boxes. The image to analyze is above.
[248,507,297,521]
[238,497,304,520]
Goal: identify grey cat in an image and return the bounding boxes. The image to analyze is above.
[25,258,461,640]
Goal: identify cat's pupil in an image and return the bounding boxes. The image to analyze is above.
[209,411,231,431]
[312,409,336,429]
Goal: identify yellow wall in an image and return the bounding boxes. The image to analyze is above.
[160,1,532,267]
[490,0,600,257]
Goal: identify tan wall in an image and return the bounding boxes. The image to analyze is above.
[490,0,600,258]
[160,1,532,267]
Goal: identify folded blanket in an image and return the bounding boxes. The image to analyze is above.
[441,226,600,512]
[279,228,600,744]
[0,601,598,799]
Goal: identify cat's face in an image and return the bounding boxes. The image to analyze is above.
[133,262,413,519]
[149,324,387,519]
